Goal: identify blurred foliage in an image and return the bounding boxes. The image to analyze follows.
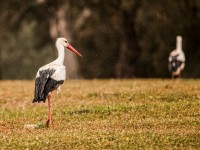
[0,0,199,79]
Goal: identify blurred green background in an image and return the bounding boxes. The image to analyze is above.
[0,0,199,79]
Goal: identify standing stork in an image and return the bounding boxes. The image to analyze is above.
[168,36,185,78]
[33,37,82,128]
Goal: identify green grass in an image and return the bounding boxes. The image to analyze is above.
[0,79,200,149]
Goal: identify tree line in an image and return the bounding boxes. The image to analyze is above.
[0,0,199,79]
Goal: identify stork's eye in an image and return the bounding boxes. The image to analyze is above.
[65,41,67,43]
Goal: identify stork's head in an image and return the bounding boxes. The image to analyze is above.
[176,35,182,43]
[176,35,182,51]
[56,37,82,57]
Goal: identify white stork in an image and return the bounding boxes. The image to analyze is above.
[168,35,185,78]
[33,37,82,128]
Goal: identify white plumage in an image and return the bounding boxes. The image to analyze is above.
[168,36,185,78]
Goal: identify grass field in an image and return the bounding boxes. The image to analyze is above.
[0,79,200,149]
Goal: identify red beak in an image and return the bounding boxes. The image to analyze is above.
[67,44,82,57]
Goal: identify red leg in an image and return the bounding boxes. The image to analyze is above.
[46,93,54,128]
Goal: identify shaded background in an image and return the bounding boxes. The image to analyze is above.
[0,0,199,79]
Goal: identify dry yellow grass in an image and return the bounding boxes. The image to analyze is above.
[0,79,200,149]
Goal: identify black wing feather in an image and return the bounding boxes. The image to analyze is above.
[169,55,182,72]
[33,69,56,103]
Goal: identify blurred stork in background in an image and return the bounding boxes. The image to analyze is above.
[168,36,186,78]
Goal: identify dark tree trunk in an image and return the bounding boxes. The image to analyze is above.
[0,47,2,79]
[116,2,141,78]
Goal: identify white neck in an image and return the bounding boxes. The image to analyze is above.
[55,44,65,64]
[176,36,182,52]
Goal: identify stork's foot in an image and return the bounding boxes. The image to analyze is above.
[46,119,54,128]
[46,119,50,128]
